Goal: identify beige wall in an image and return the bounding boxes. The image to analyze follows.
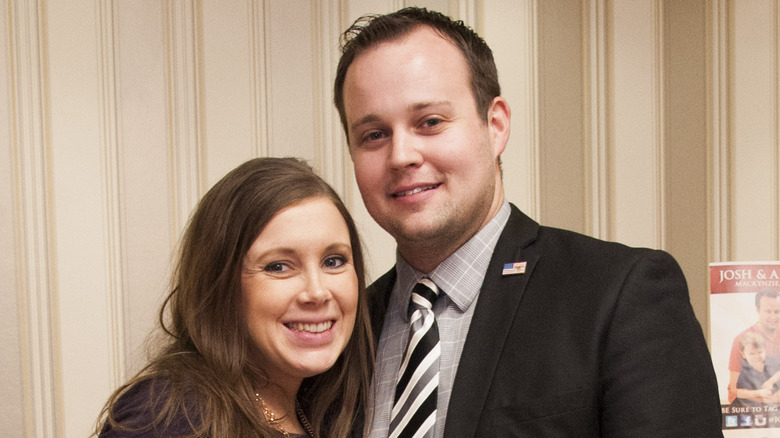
[2,0,779,436]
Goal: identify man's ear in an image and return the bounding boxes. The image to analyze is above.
[487,96,511,157]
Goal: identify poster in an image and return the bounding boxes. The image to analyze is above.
[710,262,780,437]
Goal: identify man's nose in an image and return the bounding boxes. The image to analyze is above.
[388,131,423,169]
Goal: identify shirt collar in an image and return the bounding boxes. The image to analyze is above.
[394,201,511,314]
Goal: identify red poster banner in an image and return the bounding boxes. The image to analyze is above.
[710,263,780,294]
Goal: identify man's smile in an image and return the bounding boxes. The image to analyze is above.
[391,183,442,198]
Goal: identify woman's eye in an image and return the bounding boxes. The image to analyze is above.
[424,118,441,127]
[263,262,288,273]
[323,256,346,269]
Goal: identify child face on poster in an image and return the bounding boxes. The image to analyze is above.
[741,343,767,371]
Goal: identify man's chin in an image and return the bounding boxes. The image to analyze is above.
[381,217,442,241]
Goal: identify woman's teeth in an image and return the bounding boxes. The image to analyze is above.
[287,321,333,333]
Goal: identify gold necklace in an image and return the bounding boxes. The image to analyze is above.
[255,393,290,437]
[255,393,318,438]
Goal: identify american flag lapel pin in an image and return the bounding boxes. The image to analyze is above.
[502,261,527,276]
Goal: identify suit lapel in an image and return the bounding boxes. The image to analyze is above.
[444,206,540,437]
[367,269,397,344]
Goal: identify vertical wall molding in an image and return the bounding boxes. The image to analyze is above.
[517,0,540,220]
[453,0,478,29]
[165,0,203,237]
[313,0,349,197]
[653,0,666,249]
[8,0,58,436]
[97,0,127,389]
[707,0,732,262]
[249,0,271,158]
[585,0,611,240]
[774,0,780,259]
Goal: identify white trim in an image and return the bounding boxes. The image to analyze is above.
[653,0,666,249]
[707,0,732,262]
[585,0,610,240]
[9,0,58,435]
[518,0,540,220]
[454,0,478,28]
[97,0,127,390]
[249,0,271,158]
[165,0,203,237]
[313,0,349,196]
[774,0,780,259]
[530,0,540,220]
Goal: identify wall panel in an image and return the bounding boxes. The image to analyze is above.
[611,0,665,249]
[266,1,317,163]
[114,0,173,376]
[664,0,709,335]
[732,0,779,260]
[483,0,540,220]
[46,0,113,435]
[537,0,584,232]
[201,0,257,181]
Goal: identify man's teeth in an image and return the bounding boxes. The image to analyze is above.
[395,185,438,197]
[288,321,333,333]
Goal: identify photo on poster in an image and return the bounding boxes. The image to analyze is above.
[710,261,780,436]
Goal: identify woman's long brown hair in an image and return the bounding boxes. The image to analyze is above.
[95,157,373,437]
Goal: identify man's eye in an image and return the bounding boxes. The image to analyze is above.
[424,118,441,127]
[366,131,385,141]
[323,256,346,269]
[263,262,288,273]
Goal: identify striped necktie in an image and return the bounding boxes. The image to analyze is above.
[389,277,440,438]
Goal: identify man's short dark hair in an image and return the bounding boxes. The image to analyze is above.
[333,7,501,142]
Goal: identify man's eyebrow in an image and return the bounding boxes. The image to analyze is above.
[411,100,452,111]
[349,101,456,134]
[350,114,382,133]
[350,101,454,128]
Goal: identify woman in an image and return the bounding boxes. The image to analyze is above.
[95,157,373,437]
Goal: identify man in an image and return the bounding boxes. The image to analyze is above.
[728,289,780,402]
[334,7,722,437]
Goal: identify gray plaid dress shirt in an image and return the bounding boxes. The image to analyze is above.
[367,201,510,438]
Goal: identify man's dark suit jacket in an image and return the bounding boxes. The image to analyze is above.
[369,204,723,437]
